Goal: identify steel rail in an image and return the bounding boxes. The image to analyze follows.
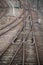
[0,10,24,30]
[33,21,40,64]
[27,1,40,64]
[0,10,28,36]
[0,18,24,36]
[0,43,11,57]
[30,14,40,65]
[22,42,25,65]
[31,10,40,65]
[9,43,23,65]
[0,23,24,57]
[30,5,40,65]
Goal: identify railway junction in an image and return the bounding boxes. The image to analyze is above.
[0,0,43,65]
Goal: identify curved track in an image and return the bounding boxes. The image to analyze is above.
[0,10,29,57]
[0,3,43,64]
[0,9,24,30]
[0,10,29,36]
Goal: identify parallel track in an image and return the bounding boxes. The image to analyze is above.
[0,10,29,36]
[0,9,41,65]
[0,10,24,30]
[10,10,40,65]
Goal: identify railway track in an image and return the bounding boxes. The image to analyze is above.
[10,10,40,65]
[10,30,40,65]
[0,18,23,36]
[0,0,43,64]
[0,10,29,36]
[0,11,31,65]
[0,9,24,30]
[0,22,30,65]
[0,10,29,57]
[0,40,23,65]
[0,9,41,65]
[0,21,24,57]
